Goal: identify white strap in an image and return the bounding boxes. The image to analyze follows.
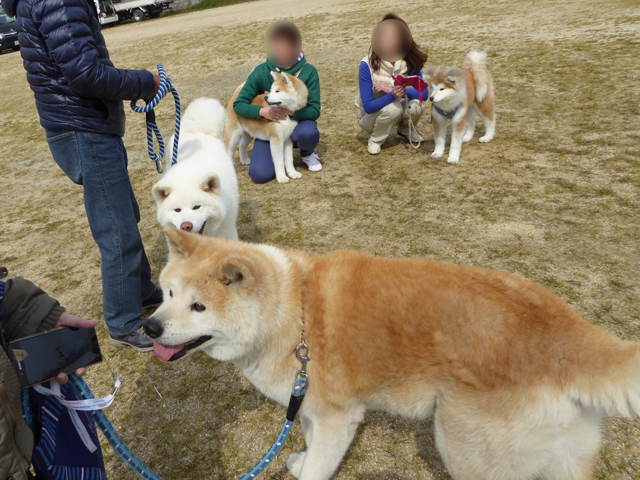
[33,378,122,411]
[67,407,98,453]
[33,379,121,452]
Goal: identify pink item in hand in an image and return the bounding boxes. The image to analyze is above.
[393,75,429,105]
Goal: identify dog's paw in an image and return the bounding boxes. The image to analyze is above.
[287,452,306,479]
[276,175,291,184]
[431,151,444,159]
[447,155,460,164]
[463,133,474,143]
[288,170,303,180]
[479,135,493,143]
[239,157,251,166]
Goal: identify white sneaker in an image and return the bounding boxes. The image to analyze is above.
[301,153,322,172]
[367,142,381,155]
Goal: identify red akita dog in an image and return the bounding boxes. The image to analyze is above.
[425,50,496,164]
[145,229,640,480]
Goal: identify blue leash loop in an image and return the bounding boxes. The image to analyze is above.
[67,373,308,480]
[130,64,181,174]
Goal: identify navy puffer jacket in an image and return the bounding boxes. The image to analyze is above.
[3,0,154,137]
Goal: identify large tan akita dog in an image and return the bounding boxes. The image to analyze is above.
[145,229,640,480]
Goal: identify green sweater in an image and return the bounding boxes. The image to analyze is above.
[233,58,321,123]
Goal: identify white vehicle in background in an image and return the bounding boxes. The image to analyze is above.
[94,0,119,26]
[112,0,173,22]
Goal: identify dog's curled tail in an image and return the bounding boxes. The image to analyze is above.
[564,330,640,418]
[181,97,227,141]
[462,50,491,103]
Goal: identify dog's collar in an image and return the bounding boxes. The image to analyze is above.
[433,102,463,119]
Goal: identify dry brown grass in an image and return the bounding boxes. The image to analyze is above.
[1,0,639,478]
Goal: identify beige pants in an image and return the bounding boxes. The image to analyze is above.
[358,98,424,145]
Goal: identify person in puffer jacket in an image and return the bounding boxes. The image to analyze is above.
[3,0,164,352]
[0,268,95,480]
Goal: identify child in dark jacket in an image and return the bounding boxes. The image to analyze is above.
[233,20,322,183]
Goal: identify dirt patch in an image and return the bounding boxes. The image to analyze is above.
[1,0,639,478]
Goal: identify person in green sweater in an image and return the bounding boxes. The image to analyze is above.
[233,20,322,183]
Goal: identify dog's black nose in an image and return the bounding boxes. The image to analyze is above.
[429,96,434,102]
[264,95,269,103]
[144,317,164,339]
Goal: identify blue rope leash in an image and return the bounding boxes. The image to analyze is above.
[131,64,181,174]
[68,375,308,480]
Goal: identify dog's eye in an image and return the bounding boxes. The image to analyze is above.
[191,302,206,312]
[275,90,280,93]
[169,290,173,298]
[174,208,181,213]
[193,205,201,210]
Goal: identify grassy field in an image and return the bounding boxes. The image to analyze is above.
[1,0,639,478]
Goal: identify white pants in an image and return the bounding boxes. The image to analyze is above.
[358,98,424,145]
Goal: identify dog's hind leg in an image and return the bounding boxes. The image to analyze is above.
[291,406,365,480]
[226,128,243,161]
[431,110,447,159]
[284,138,302,180]
[538,408,603,480]
[477,97,495,143]
[463,107,477,143]
[270,138,289,184]
[447,116,467,164]
[238,132,252,165]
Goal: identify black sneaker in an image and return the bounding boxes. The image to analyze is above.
[109,326,154,352]
[142,287,163,313]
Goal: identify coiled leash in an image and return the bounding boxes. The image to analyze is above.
[131,64,181,174]
[62,340,310,480]
[393,75,430,149]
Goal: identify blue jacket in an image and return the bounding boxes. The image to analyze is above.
[3,0,155,137]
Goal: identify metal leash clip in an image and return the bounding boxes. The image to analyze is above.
[295,342,310,384]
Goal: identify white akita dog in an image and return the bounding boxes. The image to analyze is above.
[152,98,239,240]
[225,72,308,184]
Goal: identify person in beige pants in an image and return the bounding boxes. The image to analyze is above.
[358,97,425,154]
[356,13,429,155]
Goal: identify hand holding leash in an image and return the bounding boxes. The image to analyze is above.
[392,85,405,99]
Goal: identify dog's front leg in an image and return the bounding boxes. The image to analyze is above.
[285,413,313,478]
[284,138,302,180]
[287,407,364,480]
[270,138,289,184]
[447,117,467,164]
[431,110,447,159]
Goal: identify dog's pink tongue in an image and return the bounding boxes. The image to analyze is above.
[153,343,185,362]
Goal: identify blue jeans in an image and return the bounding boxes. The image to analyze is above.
[45,130,155,336]
[248,120,320,184]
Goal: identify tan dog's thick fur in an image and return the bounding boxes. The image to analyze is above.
[146,230,640,480]
[225,72,308,183]
[425,50,496,164]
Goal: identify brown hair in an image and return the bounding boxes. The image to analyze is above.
[369,13,428,74]
[267,20,302,48]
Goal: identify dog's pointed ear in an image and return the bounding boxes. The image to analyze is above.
[281,72,293,85]
[164,227,202,261]
[201,173,220,195]
[424,66,436,82]
[152,184,172,203]
[270,71,279,82]
[217,256,257,294]
[446,68,463,86]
